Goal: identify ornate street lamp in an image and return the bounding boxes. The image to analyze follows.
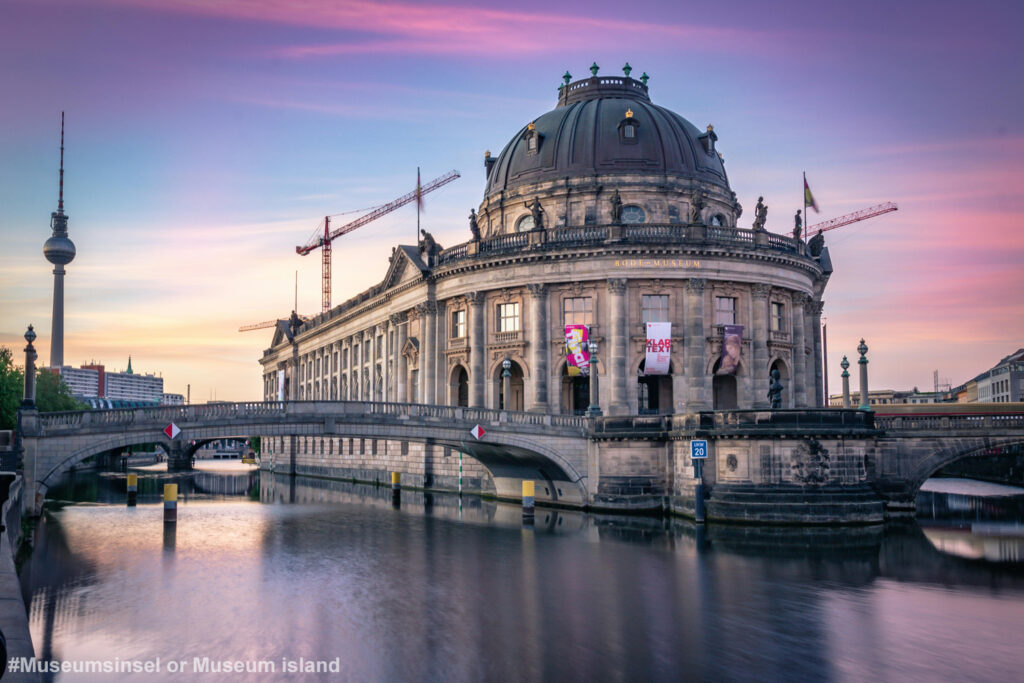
[22,325,38,408]
[857,339,870,410]
[502,357,512,411]
[587,340,602,416]
[840,355,851,408]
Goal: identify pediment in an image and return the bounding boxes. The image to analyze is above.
[381,245,430,291]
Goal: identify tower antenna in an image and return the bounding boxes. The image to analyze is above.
[58,111,65,213]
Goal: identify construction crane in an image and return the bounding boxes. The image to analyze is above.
[238,316,310,333]
[297,169,461,313]
[807,201,898,235]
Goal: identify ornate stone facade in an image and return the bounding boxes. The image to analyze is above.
[260,71,832,417]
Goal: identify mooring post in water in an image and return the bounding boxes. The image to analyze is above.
[163,483,177,523]
[693,459,706,524]
[522,480,535,521]
[126,473,137,507]
[391,472,401,508]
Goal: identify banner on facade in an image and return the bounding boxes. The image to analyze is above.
[277,369,285,401]
[645,322,671,375]
[565,325,591,377]
[719,325,743,375]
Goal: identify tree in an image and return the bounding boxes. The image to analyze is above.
[0,347,23,430]
[35,370,87,413]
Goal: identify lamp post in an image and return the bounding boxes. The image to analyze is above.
[586,340,602,416]
[501,357,511,411]
[22,325,37,408]
[857,339,870,411]
[840,355,851,408]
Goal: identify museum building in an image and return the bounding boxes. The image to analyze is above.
[258,66,831,479]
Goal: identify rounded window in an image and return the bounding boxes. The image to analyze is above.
[621,205,646,224]
[515,215,535,232]
[711,214,726,227]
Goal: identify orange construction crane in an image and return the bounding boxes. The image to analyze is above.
[807,201,898,235]
[297,169,460,312]
[238,316,310,333]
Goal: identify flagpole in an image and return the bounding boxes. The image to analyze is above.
[803,171,808,243]
[416,166,421,246]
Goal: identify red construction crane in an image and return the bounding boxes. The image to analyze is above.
[297,169,461,312]
[238,316,310,333]
[807,201,898,235]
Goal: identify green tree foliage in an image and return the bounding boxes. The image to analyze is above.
[249,436,261,454]
[0,347,24,430]
[35,370,88,413]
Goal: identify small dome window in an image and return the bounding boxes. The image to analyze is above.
[618,108,640,145]
[711,214,726,227]
[516,215,535,232]
[621,205,645,224]
[522,121,542,156]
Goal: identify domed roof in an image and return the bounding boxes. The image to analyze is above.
[484,73,730,199]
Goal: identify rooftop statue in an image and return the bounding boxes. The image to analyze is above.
[690,192,705,224]
[752,196,767,231]
[525,198,545,230]
[808,229,825,257]
[468,208,481,241]
[793,210,802,241]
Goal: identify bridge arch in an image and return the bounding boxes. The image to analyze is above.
[904,436,1024,497]
[35,433,173,502]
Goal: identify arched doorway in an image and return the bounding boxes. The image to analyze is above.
[637,359,673,414]
[494,360,525,411]
[712,358,738,410]
[450,365,469,406]
[560,363,590,415]
[770,358,790,408]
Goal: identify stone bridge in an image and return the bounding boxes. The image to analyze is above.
[15,401,1024,522]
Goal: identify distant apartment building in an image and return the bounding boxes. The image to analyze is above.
[56,357,165,406]
[828,388,946,407]
[973,349,1024,403]
[161,393,185,405]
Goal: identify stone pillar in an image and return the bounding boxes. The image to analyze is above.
[418,302,437,404]
[841,355,851,408]
[22,325,37,407]
[751,284,770,408]
[527,283,549,412]
[857,340,870,410]
[468,292,486,407]
[685,278,709,410]
[392,314,408,402]
[791,293,808,407]
[810,300,825,407]
[433,301,446,404]
[606,279,629,415]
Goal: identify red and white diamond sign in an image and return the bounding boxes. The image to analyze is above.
[163,422,180,439]
[470,424,485,440]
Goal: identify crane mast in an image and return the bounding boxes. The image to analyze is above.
[807,201,898,234]
[297,169,461,313]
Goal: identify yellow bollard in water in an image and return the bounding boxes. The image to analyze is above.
[126,473,138,507]
[163,483,178,523]
[522,480,535,519]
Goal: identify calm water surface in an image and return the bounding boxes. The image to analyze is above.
[20,465,1024,682]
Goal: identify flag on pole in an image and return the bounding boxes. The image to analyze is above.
[804,174,820,213]
[416,167,423,212]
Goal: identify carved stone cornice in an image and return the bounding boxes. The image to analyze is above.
[686,278,706,293]
[526,283,549,297]
[752,283,771,300]
[607,278,628,294]
[389,312,408,325]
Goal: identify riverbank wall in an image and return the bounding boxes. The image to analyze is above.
[0,475,38,682]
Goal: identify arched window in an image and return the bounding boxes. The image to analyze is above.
[516,215,535,232]
[711,214,726,227]
[618,109,640,145]
[621,205,645,224]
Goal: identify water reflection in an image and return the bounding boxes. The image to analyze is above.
[18,469,1024,682]
[917,478,1024,562]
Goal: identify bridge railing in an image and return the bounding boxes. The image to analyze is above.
[874,412,1024,431]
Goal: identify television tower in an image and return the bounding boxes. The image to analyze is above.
[43,112,76,368]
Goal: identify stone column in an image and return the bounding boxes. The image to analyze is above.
[606,278,629,415]
[751,284,770,408]
[685,278,709,410]
[418,302,437,404]
[22,325,37,407]
[857,340,870,410]
[433,301,446,404]
[392,314,408,402]
[468,292,486,407]
[791,293,808,407]
[810,299,825,407]
[527,283,549,412]
[840,355,851,408]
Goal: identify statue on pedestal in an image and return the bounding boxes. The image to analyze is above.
[752,196,768,231]
[690,192,705,224]
[525,198,545,230]
[793,210,802,241]
[609,190,623,224]
[468,208,481,241]
[768,368,784,409]
[808,229,825,257]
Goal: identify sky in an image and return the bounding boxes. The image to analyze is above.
[1,0,1022,402]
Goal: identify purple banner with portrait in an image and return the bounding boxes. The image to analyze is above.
[719,325,743,375]
[565,325,590,377]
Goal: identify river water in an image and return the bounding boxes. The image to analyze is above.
[19,464,1024,682]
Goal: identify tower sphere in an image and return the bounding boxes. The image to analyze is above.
[44,230,76,265]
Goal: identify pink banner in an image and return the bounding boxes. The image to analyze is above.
[565,325,590,377]
[719,324,743,375]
